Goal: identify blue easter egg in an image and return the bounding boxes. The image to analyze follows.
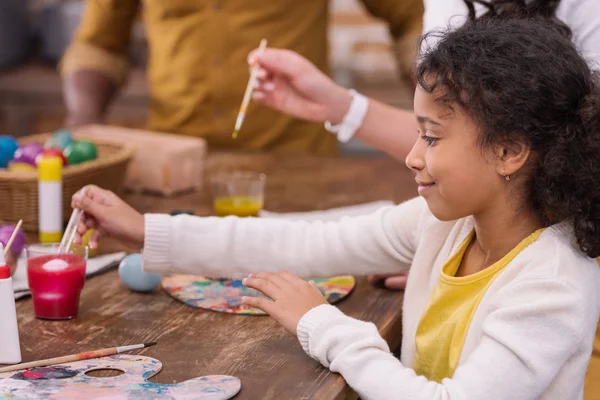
[45,129,74,151]
[0,136,18,168]
[118,253,162,292]
[0,148,11,169]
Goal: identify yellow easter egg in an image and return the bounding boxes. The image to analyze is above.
[82,229,98,257]
[8,162,36,172]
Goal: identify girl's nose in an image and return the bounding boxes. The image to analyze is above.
[405,138,425,172]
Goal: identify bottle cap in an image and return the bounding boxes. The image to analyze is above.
[0,243,9,279]
[38,156,63,182]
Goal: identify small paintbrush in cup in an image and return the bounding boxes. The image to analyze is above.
[232,38,268,139]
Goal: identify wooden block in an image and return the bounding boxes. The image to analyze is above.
[73,125,206,196]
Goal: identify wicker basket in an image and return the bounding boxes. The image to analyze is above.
[0,133,134,231]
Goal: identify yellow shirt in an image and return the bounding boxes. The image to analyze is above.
[413,229,544,383]
[60,0,423,154]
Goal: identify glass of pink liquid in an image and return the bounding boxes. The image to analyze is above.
[25,243,88,320]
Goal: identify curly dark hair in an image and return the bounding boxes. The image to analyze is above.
[463,0,563,21]
[416,17,600,258]
[463,0,573,36]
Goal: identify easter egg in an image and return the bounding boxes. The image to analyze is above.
[64,140,98,165]
[13,142,43,166]
[0,136,18,168]
[118,253,162,292]
[0,148,11,169]
[81,229,98,257]
[75,140,98,160]
[45,129,74,150]
[36,148,68,166]
[0,136,18,157]
[0,224,26,257]
[7,162,36,172]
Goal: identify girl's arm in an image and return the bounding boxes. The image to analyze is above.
[142,197,428,279]
[296,277,596,399]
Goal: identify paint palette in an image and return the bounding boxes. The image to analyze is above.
[0,355,240,399]
[162,275,356,315]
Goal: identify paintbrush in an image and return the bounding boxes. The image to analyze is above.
[232,38,268,139]
[3,219,23,257]
[58,187,90,254]
[0,342,157,373]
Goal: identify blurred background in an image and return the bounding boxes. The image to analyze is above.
[0,0,414,156]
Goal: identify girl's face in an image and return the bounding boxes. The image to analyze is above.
[406,85,507,221]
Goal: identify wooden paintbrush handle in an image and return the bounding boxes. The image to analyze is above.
[0,343,154,373]
[0,347,117,373]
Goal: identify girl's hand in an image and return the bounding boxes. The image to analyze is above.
[71,185,145,250]
[248,48,352,125]
[242,271,328,335]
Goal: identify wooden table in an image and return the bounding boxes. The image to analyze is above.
[13,152,417,399]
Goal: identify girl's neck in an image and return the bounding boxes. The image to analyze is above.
[468,204,545,272]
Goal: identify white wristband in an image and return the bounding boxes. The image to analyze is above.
[324,89,369,143]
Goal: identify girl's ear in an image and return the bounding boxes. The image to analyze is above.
[495,138,532,178]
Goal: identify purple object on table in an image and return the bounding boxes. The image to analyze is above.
[13,143,43,166]
[0,224,26,256]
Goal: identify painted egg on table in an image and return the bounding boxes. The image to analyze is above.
[45,129,74,150]
[13,143,43,166]
[0,135,18,168]
[0,224,26,257]
[119,253,162,292]
[64,140,98,165]
[170,210,195,216]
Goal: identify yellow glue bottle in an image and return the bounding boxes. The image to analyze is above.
[38,156,63,243]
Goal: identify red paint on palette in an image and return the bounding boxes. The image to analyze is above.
[22,370,43,379]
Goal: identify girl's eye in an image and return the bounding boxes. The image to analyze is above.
[421,134,438,146]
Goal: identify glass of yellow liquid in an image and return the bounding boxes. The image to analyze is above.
[211,172,266,217]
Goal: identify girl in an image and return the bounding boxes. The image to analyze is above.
[248,0,600,291]
[71,18,600,399]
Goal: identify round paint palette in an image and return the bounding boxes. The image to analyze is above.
[161,275,355,315]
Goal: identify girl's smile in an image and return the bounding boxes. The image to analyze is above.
[416,179,435,195]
